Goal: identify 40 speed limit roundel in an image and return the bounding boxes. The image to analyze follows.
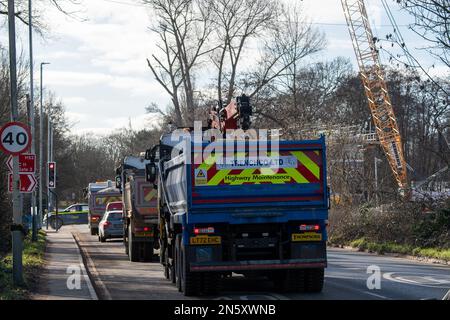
[0,122,32,155]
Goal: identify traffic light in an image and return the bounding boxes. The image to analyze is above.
[48,162,56,189]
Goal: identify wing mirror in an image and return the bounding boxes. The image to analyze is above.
[115,175,122,191]
[146,163,157,184]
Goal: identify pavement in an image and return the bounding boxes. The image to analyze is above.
[33,224,450,300]
[32,226,97,300]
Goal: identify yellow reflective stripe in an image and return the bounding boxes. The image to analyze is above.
[207,169,231,185]
[283,167,309,183]
[291,151,320,179]
[144,189,157,202]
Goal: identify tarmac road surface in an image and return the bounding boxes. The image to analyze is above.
[67,225,450,300]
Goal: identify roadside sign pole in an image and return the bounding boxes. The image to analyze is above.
[28,0,38,242]
[39,62,49,230]
[8,0,24,285]
[47,123,52,213]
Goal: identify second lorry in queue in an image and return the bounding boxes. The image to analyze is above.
[116,155,159,262]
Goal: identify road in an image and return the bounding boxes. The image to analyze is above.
[68,225,450,300]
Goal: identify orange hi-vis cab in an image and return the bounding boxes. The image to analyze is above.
[85,180,122,235]
[116,155,158,262]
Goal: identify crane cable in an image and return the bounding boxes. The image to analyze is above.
[380,0,449,96]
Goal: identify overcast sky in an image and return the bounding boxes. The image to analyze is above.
[0,0,448,135]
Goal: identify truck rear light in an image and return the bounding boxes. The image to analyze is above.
[134,226,152,232]
[299,224,320,231]
[194,227,214,234]
[91,215,100,222]
[103,221,111,228]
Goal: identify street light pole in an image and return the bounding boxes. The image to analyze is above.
[28,0,38,242]
[8,0,24,286]
[39,62,49,229]
[47,122,53,213]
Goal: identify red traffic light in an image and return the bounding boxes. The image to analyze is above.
[48,162,56,189]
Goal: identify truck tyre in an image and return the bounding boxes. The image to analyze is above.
[179,236,201,296]
[175,235,182,292]
[304,268,324,293]
[128,228,140,262]
[124,234,129,255]
[90,228,97,236]
[202,273,221,296]
[273,270,305,293]
[164,243,175,283]
[143,242,154,262]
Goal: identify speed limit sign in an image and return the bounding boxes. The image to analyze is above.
[0,122,32,155]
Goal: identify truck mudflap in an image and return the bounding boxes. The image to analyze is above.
[189,258,327,272]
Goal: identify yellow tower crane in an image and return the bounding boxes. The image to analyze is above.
[341,0,408,193]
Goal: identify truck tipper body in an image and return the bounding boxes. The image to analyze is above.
[86,180,121,235]
[147,133,329,296]
[116,156,159,262]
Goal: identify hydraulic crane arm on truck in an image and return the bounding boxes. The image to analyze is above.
[341,0,408,193]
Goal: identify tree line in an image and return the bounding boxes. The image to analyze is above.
[0,0,448,254]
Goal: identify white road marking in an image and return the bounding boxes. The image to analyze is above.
[364,291,390,300]
[73,232,113,300]
[383,272,450,288]
[70,233,98,300]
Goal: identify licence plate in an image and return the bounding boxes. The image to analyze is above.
[190,235,221,245]
[291,233,322,242]
[135,232,153,237]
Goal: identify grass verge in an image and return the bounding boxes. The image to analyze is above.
[0,230,46,300]
[348,238,450,262]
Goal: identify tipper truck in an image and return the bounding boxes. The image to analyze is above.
[116,155,159,262]
[86,180,122,235]
[145,95,329,296]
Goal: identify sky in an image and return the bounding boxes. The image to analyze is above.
[0,0,448,135]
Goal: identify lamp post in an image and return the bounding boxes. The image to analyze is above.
[39,62,50,229]
[28,0,38,241]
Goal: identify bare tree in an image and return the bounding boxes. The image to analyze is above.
[145,0,214,126]
[245,3,325,100]
[397,0,450,67]
[209,0,278,105]
[0,0,84,34]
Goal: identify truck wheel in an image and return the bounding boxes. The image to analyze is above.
[202,273,221,296]
[90,228,97,236]
[175,235,182,292]
[164,243,175,282]
[179,236,201,296]
[124,234,129,255]
[100,235,106,243]
[128,228,140,262]
[143,242,154,262]
[273,270,305,293]
[304,268,324,293]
